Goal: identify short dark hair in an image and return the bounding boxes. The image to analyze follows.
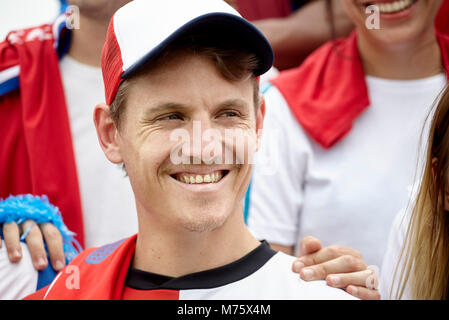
[109,33,261,130]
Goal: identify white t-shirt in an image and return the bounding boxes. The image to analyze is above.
[248,74,446,267]
[59,56,138,247]
[0,241,37,300]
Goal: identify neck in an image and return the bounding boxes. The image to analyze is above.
[132,204,261,277]
[357,28,443,80]
[68,14,109,67]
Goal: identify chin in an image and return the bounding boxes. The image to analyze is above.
[178,205,232,233]
[369,25,427,47]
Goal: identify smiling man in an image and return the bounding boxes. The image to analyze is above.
[24,0,355,300]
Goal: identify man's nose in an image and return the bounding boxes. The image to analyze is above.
[189,117,223,164]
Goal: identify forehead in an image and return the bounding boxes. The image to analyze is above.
[125,53,255,108]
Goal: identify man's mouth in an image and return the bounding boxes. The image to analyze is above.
[171,170,230,184]
[364,0,417,14]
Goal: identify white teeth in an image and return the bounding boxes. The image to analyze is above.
[377,0,413,14]
[176,172,226,184]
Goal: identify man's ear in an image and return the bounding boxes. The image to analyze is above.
[93,103,124,164]
[255,94,266,152]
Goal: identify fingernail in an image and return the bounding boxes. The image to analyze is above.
[55,260,65,270]
[36,257,47,268]
[10,249,21,260]
[328,275,340,285]
[302,268,314,280]
[349,286,358,295]
[293,261,304,272]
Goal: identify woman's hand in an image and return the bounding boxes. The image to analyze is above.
[291,236,380,300]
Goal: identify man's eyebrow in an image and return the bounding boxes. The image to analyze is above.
[216,99,250,110]
[143,102,188,117]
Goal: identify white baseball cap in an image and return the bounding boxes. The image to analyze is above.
[101,0,274,105]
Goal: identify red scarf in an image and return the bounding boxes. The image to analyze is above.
[271,30,449,149]
[0,18,85,246]
[25,235,137,300]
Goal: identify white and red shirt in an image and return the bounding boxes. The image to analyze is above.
[25,235,356,300]
[122,241,355,300]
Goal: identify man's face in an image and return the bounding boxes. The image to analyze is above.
[112,53,263,233]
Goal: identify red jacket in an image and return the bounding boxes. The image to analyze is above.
[0,15,85,247]
[271,30,449,149]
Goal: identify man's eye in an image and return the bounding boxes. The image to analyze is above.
[161,114,183,121]
[221,111,238,118]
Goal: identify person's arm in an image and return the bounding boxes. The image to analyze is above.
[253,0,354,70]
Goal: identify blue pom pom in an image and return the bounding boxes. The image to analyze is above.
[0,194,82,263]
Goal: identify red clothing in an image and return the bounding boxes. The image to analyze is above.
[436,0,449,34]
[0,16,85,246]
[30,282,182,300]
[236,0,292,21]
[122,288,179,300]
[271,30,449,149]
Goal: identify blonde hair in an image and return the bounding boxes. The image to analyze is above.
[394,85,449,300]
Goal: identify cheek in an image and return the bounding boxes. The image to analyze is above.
[119,130,172,180]
[223,128,258,165]
[342,0,365,26]
[137,139,174,176]
[233,132,257,191]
